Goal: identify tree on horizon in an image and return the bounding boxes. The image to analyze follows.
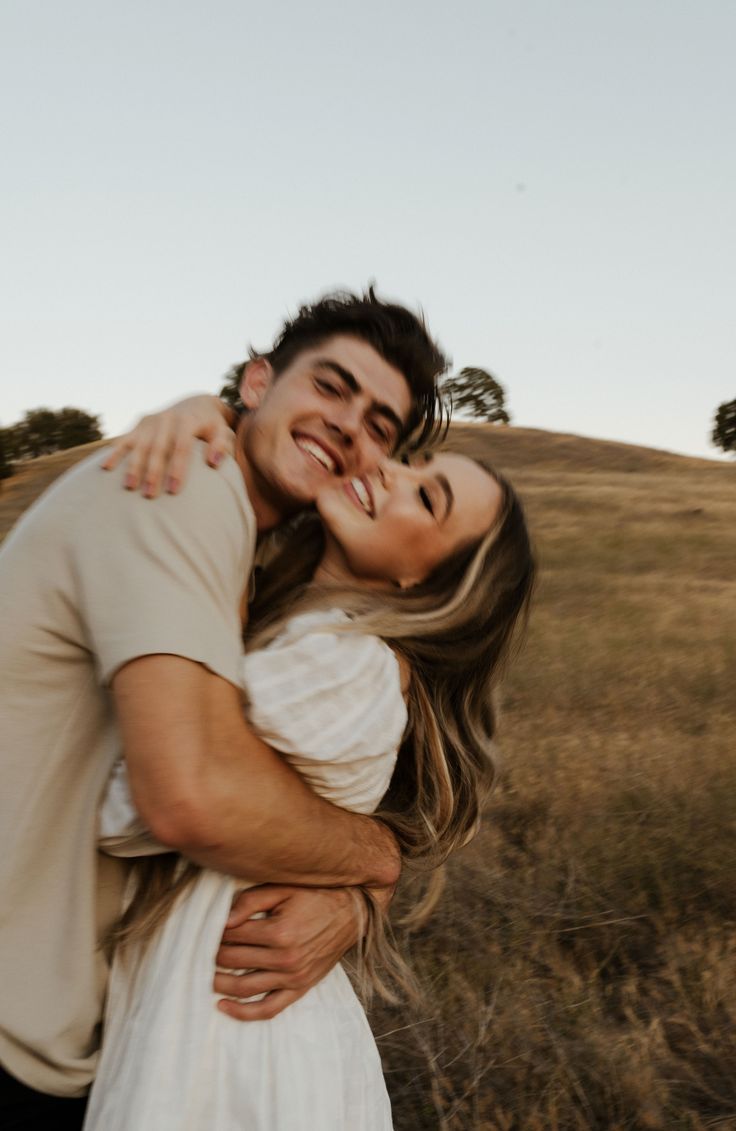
[711,399,736,455]
[441,367,510,424]
[0,430,13,481]
[3,407,103,461]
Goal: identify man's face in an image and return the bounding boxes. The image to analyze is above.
[239,335,412,518]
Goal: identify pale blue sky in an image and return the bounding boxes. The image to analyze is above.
[2,0,734,458]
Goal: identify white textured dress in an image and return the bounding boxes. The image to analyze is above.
[84,611,407,1131]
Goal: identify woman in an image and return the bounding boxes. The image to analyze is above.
[84,400,535,1131]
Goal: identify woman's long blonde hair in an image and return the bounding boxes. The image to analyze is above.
[113,458,535,1003]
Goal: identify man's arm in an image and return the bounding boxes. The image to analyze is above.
[113,654,400,889]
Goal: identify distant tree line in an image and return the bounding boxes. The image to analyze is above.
[0,407,103,482]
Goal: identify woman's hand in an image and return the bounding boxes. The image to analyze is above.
[101,395,237,498]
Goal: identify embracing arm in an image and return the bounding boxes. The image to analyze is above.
[102,395,236,497]
[113,654,400,890]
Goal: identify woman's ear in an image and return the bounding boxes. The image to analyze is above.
[239,358,273,410]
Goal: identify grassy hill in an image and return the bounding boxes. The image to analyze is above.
[0,439,109,546]
[2,429,734,1129]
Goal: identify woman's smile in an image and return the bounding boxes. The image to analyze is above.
[316,452,503,590]
[342,477,375,518]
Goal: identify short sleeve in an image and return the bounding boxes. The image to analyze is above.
[241,611,408,813]
[70,446,256,687]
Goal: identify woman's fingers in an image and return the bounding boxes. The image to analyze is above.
[101,396,234,496]
[100,443,126,472]
[139,417,175,498]
[205,421,236,471]
[100,435,135,473]
[161,432,194,496]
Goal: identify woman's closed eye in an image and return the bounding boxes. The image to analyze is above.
[419,486,434,515]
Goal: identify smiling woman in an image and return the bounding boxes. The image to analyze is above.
[315,452,503,590]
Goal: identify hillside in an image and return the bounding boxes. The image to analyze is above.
[1,426,730,543]
[0,439,109,545]
[2,427,735,1129]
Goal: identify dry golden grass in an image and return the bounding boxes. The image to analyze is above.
[371,426,736,1130]
[2,428,735,1129]
[0,439,108,546]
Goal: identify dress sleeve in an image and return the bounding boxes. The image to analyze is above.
[241,613,408,814]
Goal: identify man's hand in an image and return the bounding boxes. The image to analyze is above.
[213,884,369,1021]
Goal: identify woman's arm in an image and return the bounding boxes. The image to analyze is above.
[102,394,237,498]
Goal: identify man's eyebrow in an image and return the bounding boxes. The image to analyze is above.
[314,359,404,437]
[315,359,359,393]
[436,473,454,520]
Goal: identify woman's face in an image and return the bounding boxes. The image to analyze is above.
[315,452,503,589]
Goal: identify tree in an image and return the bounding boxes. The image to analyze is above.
[440,367,510,424]
[711,399,736,455]
[20,409,64,458]
[55,407,104,450]
[0,430,13,481]
[5,407,103,460]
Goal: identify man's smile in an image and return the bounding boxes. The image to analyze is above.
[293,434,343,475]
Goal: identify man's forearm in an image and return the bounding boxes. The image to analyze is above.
[117,655,400,889]
[186,728,400,888]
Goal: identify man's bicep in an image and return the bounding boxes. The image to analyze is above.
[112,655,250,842]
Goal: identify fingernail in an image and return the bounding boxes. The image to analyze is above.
[124,474,136,490]
[211,451,223,466]
[165,476,179,494]
[143,482,154,498]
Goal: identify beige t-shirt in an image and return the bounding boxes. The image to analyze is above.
[0,445,255,1096]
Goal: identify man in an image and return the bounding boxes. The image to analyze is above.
[0,288,447,1128]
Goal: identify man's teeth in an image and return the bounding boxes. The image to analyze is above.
[351,478,373,515]
[296,438,336,472]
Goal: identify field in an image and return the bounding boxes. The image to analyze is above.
[2,427,735,1129]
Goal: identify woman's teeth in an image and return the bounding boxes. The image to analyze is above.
[296,437,336,472]
[351,478,373,516]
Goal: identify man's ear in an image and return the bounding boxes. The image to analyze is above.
[239,358,274,410]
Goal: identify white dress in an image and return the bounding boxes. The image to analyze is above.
[84,611,407,1131]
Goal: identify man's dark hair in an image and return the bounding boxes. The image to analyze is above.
[229,286,449,450]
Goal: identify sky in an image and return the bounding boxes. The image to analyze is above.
[2,0,735,460]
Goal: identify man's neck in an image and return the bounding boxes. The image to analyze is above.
[233,416,294,535]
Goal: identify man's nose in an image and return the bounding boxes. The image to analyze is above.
[326,401,362,448]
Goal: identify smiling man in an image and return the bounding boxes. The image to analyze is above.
[0,288,447,1129]
[236,335,412,528]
